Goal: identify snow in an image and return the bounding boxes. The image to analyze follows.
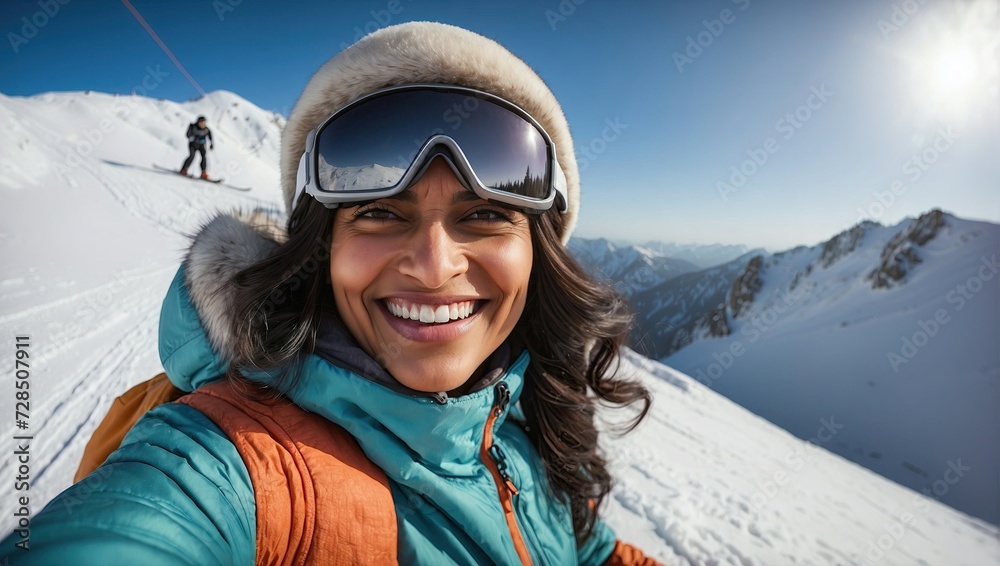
[1,90,998,564]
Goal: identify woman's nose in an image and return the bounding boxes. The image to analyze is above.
[397,220,469,289]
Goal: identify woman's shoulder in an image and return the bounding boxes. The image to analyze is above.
[114,401,257,536]
[0,401,256,564]
[102,400,256,534]
[116,401,252,487]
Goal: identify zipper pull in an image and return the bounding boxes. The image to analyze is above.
[490,444,519,496]
[490,383,518,496]
[493,381,510,417]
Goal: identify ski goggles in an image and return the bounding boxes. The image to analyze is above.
[293,84,568,214]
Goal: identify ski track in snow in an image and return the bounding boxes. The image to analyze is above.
[94,161,274,238]
[0,264,175,530]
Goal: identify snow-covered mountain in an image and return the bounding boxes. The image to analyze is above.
[317,158,405,192]
[566,239,765,358]
[665,210,1000,527]
[568,237,704,296]
[1,90,998,564]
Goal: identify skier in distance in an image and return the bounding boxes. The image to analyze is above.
[180,115,214,179]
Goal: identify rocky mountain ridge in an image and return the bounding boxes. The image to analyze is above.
[688,209,952,342]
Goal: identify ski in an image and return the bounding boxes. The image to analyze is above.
[152,164,252,191]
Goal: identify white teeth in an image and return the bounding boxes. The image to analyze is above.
[419,305,435,323]
[434,305,450,323]
[386,300,476,324]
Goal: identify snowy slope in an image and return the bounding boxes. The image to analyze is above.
[1,90,998,564]
[317,158,406,192]
[0,89,284,312]
[667,212,1000,527]
[606,350,999,565]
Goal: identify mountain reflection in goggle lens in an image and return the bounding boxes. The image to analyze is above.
[315,91,549,198]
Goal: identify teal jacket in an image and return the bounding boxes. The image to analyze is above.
[1,266,618,564]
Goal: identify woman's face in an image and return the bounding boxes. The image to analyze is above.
[329,158,533,393]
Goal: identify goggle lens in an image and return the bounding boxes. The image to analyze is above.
[313,89,551,200]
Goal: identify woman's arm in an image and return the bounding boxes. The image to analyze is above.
[0,403,255,565]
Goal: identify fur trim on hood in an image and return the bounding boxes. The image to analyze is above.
[183,211,283,360]
[280,21,580,243]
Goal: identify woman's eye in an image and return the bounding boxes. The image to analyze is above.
[355,207,398,220]
[466,208,511,222]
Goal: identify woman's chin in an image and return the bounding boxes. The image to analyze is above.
[388,364,475,395]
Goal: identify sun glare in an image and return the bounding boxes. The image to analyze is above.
[524,127,541,149]
[902,0,999,123]
[931,43,978,95]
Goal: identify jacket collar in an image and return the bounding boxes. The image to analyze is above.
[285,350,528,475]
[311,303,515,402]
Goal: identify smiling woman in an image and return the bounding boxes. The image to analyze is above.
[0,21,659,566]
[328,159,534,394]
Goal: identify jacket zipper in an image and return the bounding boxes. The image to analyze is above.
[481,382,534,566]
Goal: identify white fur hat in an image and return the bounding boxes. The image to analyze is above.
[280,21,580,242]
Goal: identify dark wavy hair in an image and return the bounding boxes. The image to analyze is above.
[227,195,651,544]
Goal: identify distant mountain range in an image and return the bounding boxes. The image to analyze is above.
[567,238,751,296]
[567,237,762,358]
[570,210,1000,526]
[633,241,753,270]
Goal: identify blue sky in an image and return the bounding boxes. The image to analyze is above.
[2,0,997,250]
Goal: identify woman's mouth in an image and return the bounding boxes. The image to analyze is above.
[383,298,479,325]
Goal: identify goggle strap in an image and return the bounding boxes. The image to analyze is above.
[293,151,309,211]
[552,157,568,213]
